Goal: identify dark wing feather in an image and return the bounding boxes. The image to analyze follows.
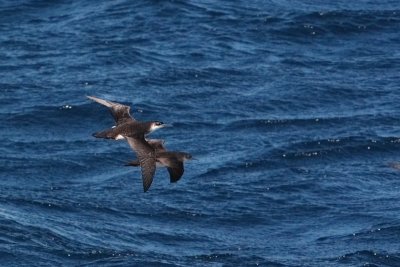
[87,95,134,125]
[167,161,184,183]
[125,160,140,166]
[140,157,156,192]
[126,137,156,192]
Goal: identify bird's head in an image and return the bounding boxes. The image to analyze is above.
[182,153,193,161]
[149,121,168,132]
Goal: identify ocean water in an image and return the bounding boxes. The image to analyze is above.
[1,0,400,266]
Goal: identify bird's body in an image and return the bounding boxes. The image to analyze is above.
[87,95,165,140]
[92,120,159,140]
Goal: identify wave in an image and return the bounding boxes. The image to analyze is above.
[337,250,400,266]
[186,253,280,267]
[273,136,400,161]
[259,9,400,40]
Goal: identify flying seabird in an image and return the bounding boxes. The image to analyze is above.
[87,95,167,140]
[87,95,169,192]
[126,139,193,184]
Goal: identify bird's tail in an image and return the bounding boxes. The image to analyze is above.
[125,160,140,167]
[92,128,117,139]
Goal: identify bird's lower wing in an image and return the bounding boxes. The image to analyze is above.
[140,157,156,192]
[166,161,184,183]
[126,137,156,192]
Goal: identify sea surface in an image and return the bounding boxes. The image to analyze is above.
[1,0,400,266]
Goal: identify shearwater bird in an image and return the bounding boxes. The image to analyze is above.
[126,139,193,184]
[87,95,168,192]
[87,95,167,140]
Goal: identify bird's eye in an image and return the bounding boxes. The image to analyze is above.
[155,121,163,126]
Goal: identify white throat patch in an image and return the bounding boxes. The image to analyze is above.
[150,124,164,132]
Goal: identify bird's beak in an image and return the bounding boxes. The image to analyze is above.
[163,124,172,128]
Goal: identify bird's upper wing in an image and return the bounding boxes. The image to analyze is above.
[87,95,134,125]
[126,137,156,192]
[146,139,167,152]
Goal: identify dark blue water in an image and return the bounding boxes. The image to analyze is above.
[1,1,400,266]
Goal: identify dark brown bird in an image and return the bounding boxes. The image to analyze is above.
[87,96,167,140]
[126,139,193,184]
